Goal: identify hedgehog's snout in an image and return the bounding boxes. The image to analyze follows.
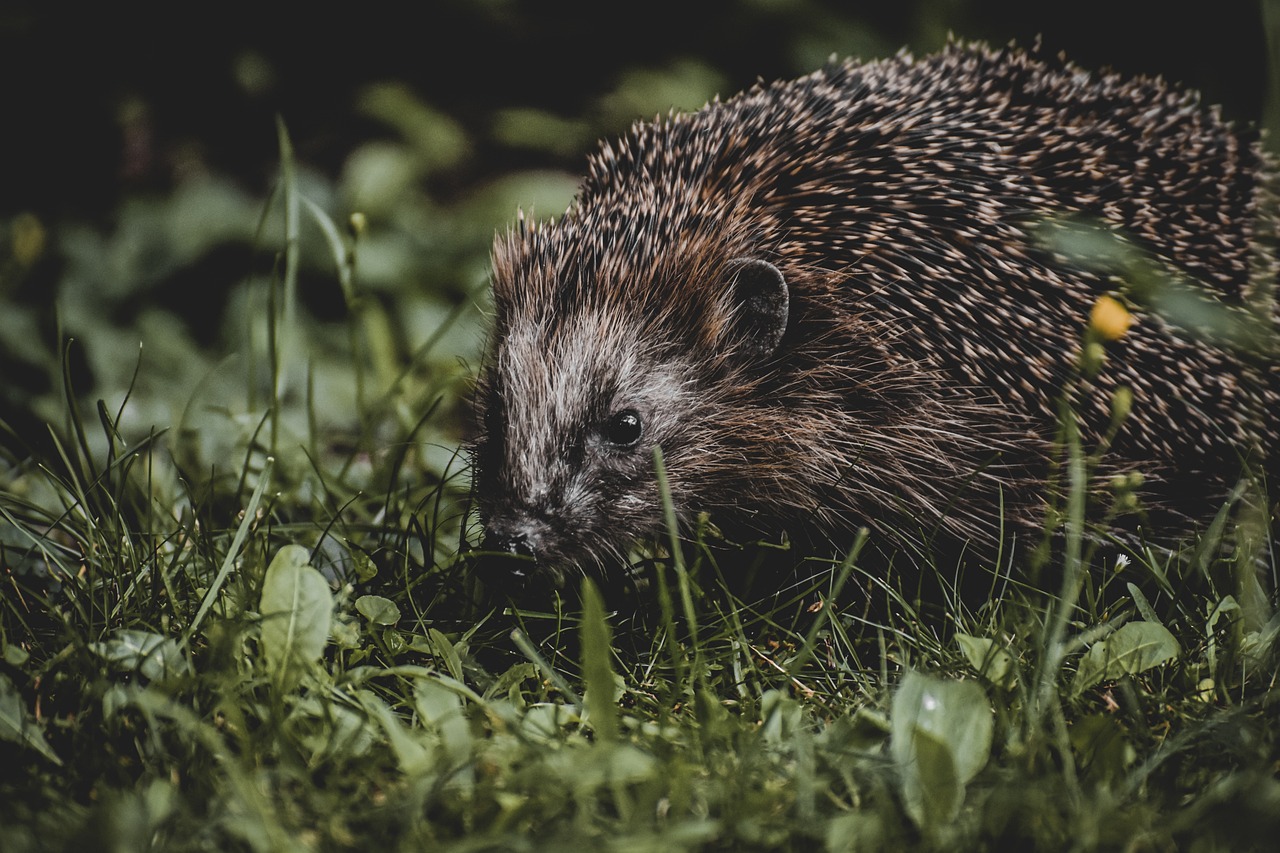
[483,515,543,552]
[487,531,537,562]
[478,512,552,580]
[483,528,538,570]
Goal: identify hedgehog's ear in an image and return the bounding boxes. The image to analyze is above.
[725,258,789,361]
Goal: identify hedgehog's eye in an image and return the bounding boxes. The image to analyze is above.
[603,409,643,449]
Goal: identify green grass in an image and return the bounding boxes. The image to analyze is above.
[3,139,1280,853]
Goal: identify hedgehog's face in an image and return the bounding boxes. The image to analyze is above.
[472,254,790,589]
[473,310,692,586]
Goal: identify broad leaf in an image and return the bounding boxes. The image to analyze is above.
[260,544,333,689]
[355,595,400,626]
[0,674,61,765]
[415,678,471,768]
[1071,621,1180,696]
[891,672,993,828]
[955,633,1016,689]
[89,629,190,681]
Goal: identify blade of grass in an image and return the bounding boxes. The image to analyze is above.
[187,456,275,639]
[787,528,868,678]
[509,627,584,714]
[580,578,618,742]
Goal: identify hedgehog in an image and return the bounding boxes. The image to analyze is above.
[471,40,1280,589]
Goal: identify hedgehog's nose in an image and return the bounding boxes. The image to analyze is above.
[486,535,532,560]
[479,518,543,579]
[476,540,535,584]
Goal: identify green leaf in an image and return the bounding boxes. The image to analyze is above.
[425,628,465,683]
[356,82,469,175]
[761,689,805,747]
[3,644,29,667]
[1071,621,1180,696]
[520,702,580,743]
[351,551,378,583]
[0,674,61,765]
[1205,595,1240,674]
[954,633,1016,688]
[89,630,190,681]
[415,678,471,768]
[891,672,993,828]
[260,544,333,689]
[359,688,431,776]
[908,728,962,828]
[580,578,618,743]
[1127,582,1160,624]
[355,595,400,626]
[1069,714,1136,787]
[820,707,892,755]
[572,743,659,790]
[694,685,731,735]
[826,811,891,853]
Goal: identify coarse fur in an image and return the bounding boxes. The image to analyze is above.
[472,40,1280,587]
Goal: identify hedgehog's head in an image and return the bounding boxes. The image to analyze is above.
[471,211,789,588]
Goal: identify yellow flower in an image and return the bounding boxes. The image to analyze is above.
[11,213,45,267]
[1090,295,1132,341]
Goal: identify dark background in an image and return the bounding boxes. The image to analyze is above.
[3,1,1271,220]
